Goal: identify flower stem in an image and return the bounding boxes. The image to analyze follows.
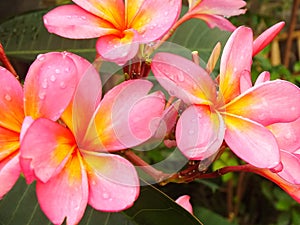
[122,149,171,183]
[0,43,19,79]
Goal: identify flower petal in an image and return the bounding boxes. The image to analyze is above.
[73,0,125,29]
[268,118,300,152]
[36,151,88,225]
[44,5,119,39]
[253,22,285,56]
[176,105,225,160]
[83,151,139,211]
[24,52,78,120]
[175,195,193,214]
[0,128,19,168]
[127,0,181,42]
[239,70,252,93]
[0,67,24,132]
[225,80,300,126]
[0,152,21,199]
[88,80,164,151]
[277,150,300,184]
[65,64,101,142]
[96,30,139,65]
[191,0,246,17]
[152,52,217,105]
[219,26,253,103]
[224,113,280,168]
[254,71,270,86]
[191,14,237,31]
[20,118,75,183]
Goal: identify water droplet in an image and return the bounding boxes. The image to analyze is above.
[102,192,110,199]
[177,72,185,82]
[191,118,197,123]
[258,113,265,120]
[80,16,87,20]
[41,80,48,89]
[291,106,296,111]
[60,81,66,89]
[37,54,45,61]
[64,67,70,73]
[55,69,60,74]
[197,113,202,118]
[39,92,46,100]
[66,15,72,19]
[284,132,292,140]
[4,94,11,101]
[44,18,48,25]
[270,162,283,173]
[0,67,6,71]
[164,11,169,16]
[50,75,56,82]
[188,129,195,135]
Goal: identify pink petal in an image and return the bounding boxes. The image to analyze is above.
[83,151,139,211]
[96,30,139,65]
[69,65,102,143]
[127,0,181,42]
[191,0,246,17]
[191,14,237,31]
[253,22,285,56]
[0,152,21,199]
[20,118,75,183]
[268,118,300,152]
[254,71,270,86]
[152,52,217,105]
[36,152,88,225]
[89,80,164,151]
[219,26,253,103]
[239,70,252,93]
[176,105,225,160]
[24,52,79,120]
[224,113,280,168]
[0,126,19,161]
[43,5,119,39]
[73,0,125,29]
[0,67,24,132]
[225,80,300,126]
[277,150,300,184]
[175,195,193,214]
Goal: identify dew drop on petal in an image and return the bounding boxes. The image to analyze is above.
[37,54,45,61]
[80,16,87,20]
[50,75,56,82]
[60,81,66,89]
[38,92,46,100]
[188,129,195,135]
[42,79,48,89]
[270,162,283,173]
[55,69,60,74]
[102,192,110,200]
[4,94,11,101]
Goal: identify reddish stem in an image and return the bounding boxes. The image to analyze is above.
[0,43,18,79]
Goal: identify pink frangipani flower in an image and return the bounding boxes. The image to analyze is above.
[43,0,181,65]
[20,68,165,225]
[0,51,83,199]
[151,26,300,169]
[268,118,300,184]
[185,0,246,31]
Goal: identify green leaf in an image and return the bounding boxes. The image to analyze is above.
[194,207,237,225]
[0,10,97,62]
[0,178,202,225]
[0,6,230,64]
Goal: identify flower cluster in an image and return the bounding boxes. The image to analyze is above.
[0,0,299,224]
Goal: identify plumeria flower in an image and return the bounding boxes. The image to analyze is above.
[183,0,246,31]
[151,25,300,169]
[268,118,300,184]
[0,52,84,199]
[20,67,165,225]
[43,0,181,65]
